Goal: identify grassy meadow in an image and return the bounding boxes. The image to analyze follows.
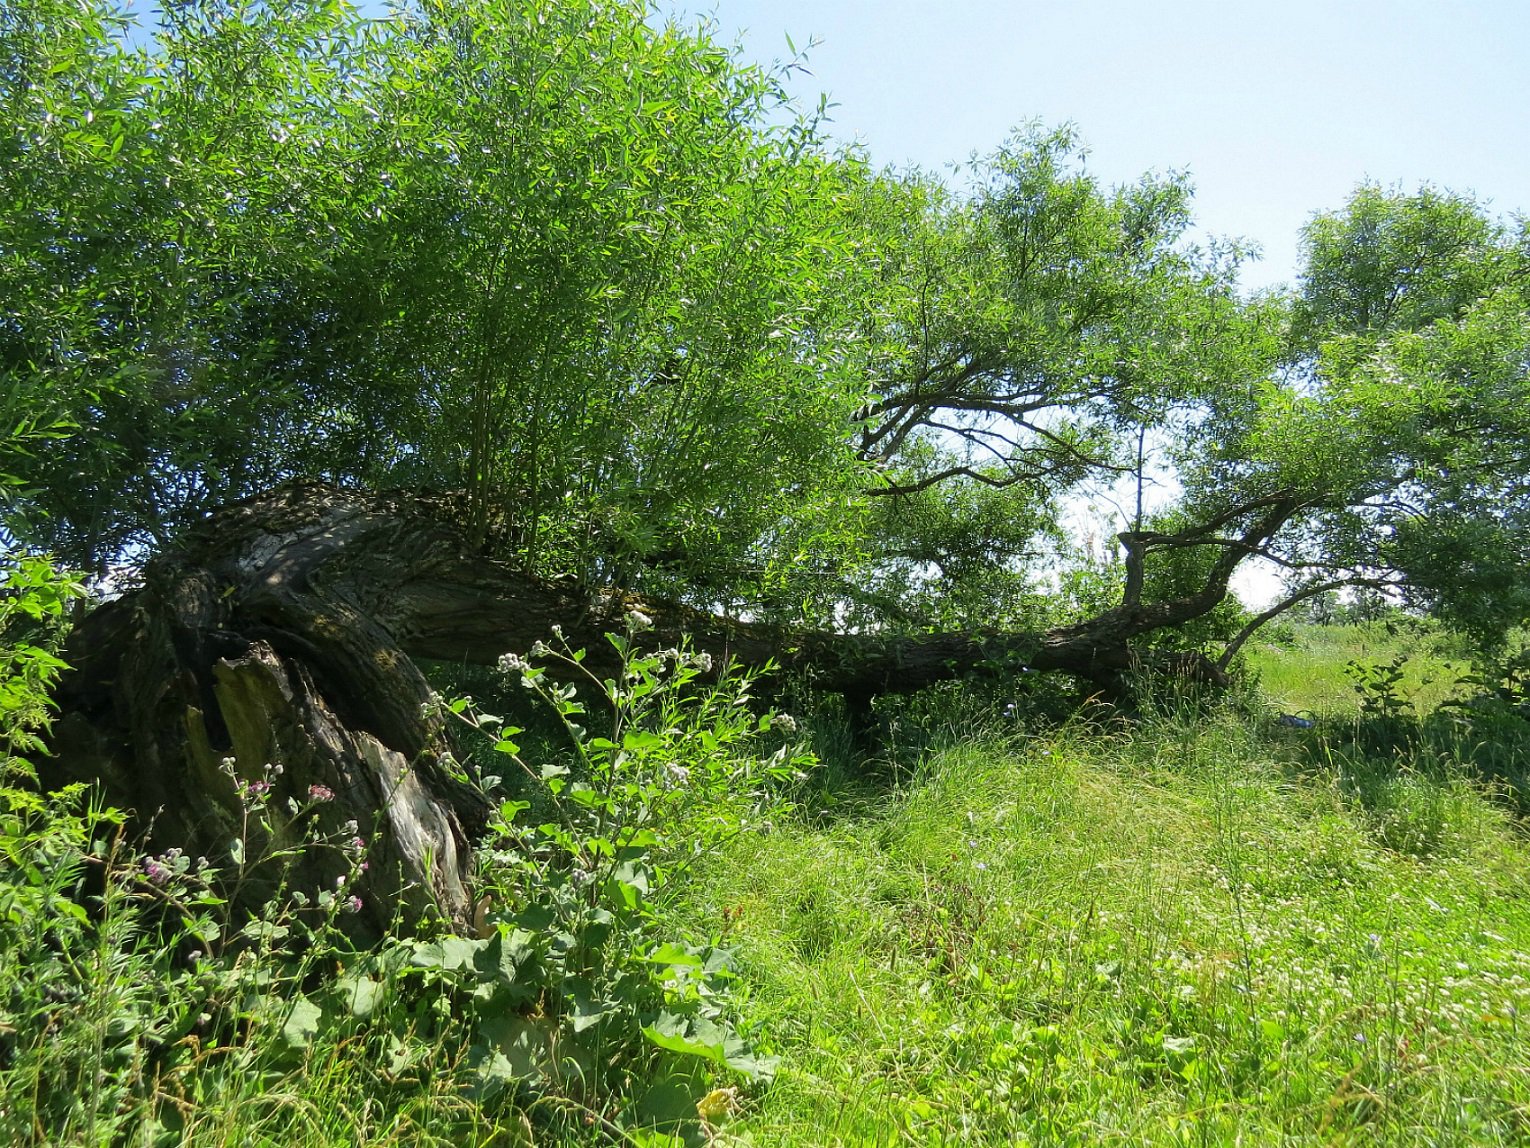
[671,713,1530,1145]
[1244,620,1476,719]
[5,622,1530,1146]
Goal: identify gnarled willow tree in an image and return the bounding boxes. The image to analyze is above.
[42,479,1285,933]
[6,0,1528,927]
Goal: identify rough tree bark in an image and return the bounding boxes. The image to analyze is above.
[45,481,1292,937]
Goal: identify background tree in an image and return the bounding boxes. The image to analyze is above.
[1189,186,1530,664]
[783,126,1281,632]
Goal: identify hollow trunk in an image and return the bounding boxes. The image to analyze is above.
[45,482,1238,936]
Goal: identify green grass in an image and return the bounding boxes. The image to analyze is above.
[1244,620,1471,718]
[668,712,1530,1145]
[9,625,1530,1146]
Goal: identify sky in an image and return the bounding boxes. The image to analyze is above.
[668,0,1530,294]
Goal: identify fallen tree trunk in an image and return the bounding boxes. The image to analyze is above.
[45,481,1259,935]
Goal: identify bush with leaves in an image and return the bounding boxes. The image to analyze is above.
[421,612,813,1124]
[0,551,83,776]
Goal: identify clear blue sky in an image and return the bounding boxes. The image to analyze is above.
[668,0,1529,293]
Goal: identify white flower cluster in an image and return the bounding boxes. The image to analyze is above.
[497,651,531,674]
[655,647,713,672]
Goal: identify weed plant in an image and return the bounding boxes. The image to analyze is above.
[1,602,808,1146]
[430,615,809,1127]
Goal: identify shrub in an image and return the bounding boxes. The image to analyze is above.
[435,614,813,1117]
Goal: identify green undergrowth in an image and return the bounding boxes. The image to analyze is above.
[1246,619,1473,718]
[1,615,807,1146]
[7,587,1530,1145]
[664,710,1530,1146]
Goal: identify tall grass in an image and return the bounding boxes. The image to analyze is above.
[666,707,1530,1145]
[7,613,1530,1145]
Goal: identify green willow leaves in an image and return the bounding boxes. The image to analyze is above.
[4,0,1526,649]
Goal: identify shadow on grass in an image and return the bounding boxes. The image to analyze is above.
[1274,701,1530,857]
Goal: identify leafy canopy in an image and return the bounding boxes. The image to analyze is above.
[3,0,1527,651]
